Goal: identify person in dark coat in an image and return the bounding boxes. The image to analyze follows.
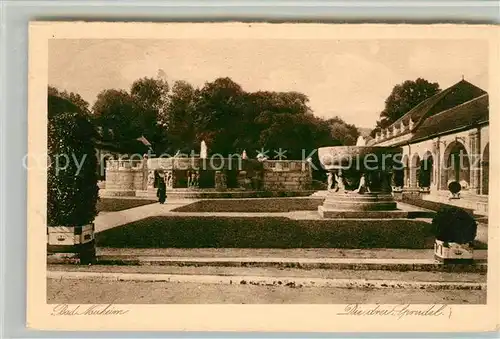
[157,174,167,204]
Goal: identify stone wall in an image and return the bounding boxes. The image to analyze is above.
[102,158,313,197]
[102,159,146,194]
[261,160,312,191]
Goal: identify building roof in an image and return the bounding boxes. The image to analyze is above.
[410,94,488,142]
[387,80,486,133]
[373,80,488,145]
[390,79,486,131]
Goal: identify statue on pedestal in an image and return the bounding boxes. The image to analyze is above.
[200,140,207,159]
[165,171,173,188]
[327,172,333,191]
[353,173,370,194]
[215,171,227,190]
[147,171,155,189]
[334,170,346,192]
[188,171,199,189]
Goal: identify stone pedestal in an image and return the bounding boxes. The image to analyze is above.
[318,169,401,219]
[321,192,397,211]
[318,191,403,219]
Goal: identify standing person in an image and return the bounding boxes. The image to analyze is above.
[157,173,167,204]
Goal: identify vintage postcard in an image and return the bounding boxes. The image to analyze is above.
[27,22,499,332]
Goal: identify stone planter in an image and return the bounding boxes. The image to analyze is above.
[47,224,96,264]
[434,239,473,264]
[419,187,431,193]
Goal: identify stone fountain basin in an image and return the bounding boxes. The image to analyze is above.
[318,146,401,170]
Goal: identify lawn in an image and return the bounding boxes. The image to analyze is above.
[96,198,156,213]
[172,197,324,213]
[96,216,436,249]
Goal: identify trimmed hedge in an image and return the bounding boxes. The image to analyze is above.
[47,97,99,226]
[96,216,435,249]
[432,206,477,244]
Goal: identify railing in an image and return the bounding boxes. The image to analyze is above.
[106,159,144,170]
[263,160,309,172]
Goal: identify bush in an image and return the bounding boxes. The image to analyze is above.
[47,97,99,226]
[431,206,477,244]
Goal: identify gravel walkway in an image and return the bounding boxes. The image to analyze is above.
[47,278,486,304]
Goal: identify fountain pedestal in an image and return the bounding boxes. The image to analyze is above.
[318,145,404,219]
[318,192,408,218]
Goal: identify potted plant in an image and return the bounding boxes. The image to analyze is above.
[47,95,99,264]
[448,181,461,199]
[432,206,477,264]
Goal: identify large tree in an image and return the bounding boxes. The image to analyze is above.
[92,89,140,142]
[85,74,367,161]
[191,77,247,155]
[164,80,197,153]
[327,117,360,146]
[257,112,334,160]
[130,76,170,152]
[371,78,440,137]
[48,86,90,114]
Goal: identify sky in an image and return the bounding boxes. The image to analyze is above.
[48,39,488,129]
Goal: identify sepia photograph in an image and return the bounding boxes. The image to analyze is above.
[27,22,498,332]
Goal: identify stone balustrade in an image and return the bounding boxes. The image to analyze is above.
[102,158,313,196]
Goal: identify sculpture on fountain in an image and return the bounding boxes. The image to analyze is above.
[200,140,208,159]
[327,172,334,191]
[317,136,403,218]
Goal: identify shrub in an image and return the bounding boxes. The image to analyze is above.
[431,206,477,244]
[47,97,99,226]
[418,169,431,188]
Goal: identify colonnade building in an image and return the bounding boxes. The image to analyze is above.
[370,80,489,215]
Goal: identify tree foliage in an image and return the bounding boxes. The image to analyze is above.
[52,74,361,161]
[164,80,197,152]
[92,89,140,142]
[48,86,90,114]
[371,78,440,137]
[191,77,247,155]
[327,117,360,146]
[130,77,170,151]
